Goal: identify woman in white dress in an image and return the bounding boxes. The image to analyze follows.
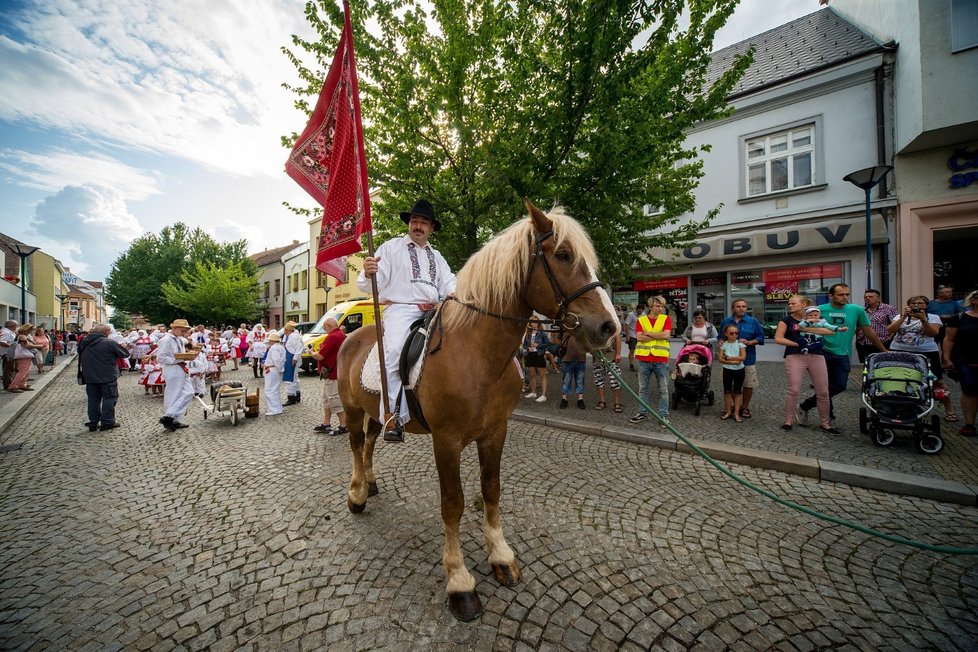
[247,324,268,378]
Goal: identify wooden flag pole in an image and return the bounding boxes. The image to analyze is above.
[364,229,392,423]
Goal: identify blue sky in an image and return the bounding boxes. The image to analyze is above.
[0,0,818,282]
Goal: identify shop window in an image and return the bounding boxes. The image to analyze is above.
[743,123,816,197]
[951,0,978,52]
[730,264,844,337]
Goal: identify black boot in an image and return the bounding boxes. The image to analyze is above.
[295,391,301,404]
[252,365,258,379]
[285,395,297,406]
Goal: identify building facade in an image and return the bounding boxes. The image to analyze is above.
[633,8,894,334]
[830,0,978,299]
[250,241,299,330]
[282,243,310,324]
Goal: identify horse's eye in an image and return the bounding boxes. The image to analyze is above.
[554,250,571,262]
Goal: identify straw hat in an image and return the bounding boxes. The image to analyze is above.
[267,331,282,342]
[170,318,191,330]
[284,321,297,330]
[15,323,33,334]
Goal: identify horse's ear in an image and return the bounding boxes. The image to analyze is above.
[524,198,552,234]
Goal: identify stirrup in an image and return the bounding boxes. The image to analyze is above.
[382,414,404,443]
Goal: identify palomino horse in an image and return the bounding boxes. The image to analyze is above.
[336,199,619,621]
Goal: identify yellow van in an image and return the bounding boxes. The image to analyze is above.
[300,300,384,373]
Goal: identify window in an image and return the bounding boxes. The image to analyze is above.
[951,0,978,52]
[301,271,308,290]
[263,282,270,299]
[274,279,281,296]
[744,124,815,197]
[317,271,328,288]
[291,274,299,293]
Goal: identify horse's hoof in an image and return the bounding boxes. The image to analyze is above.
[367,481,379,497]
[491,562,522,586]
[447,591,483,621]
[347,498,366,514]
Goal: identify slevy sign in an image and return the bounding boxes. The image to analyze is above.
[651,215,887,264]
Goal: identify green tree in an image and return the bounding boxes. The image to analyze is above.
[282,0,751,284]
[105,223,258,323]
[162,261,263,325]
[108,311,132,331]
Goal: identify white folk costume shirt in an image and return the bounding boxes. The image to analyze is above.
[247,327,268,360]
[263,342,286,416]
[356,234,457,425]
[156,333,194,420]
[282,330,305,396]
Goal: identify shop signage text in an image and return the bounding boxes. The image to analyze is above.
[633,276,688,291]
[683,225,851,260]
[649,215,887,264]
[948,148,978,189]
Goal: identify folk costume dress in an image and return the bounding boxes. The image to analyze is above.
[356,234,456,425]
[139,359,164,388]
[205,340,228,375]
[247,326,268,362]
[187,350,208,397]
[263,341,286,416]
[131,333,153,360]
[156,334,194,422]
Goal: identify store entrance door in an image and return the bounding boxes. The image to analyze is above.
[692,275,727,329]
[933,226,978,296]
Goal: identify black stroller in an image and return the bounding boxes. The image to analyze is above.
[670,343,715,416]
[858,352,943,454]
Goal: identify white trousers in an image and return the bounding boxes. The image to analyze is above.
[190,375,205,396]
[264,370,283,415]
[378,304,424,424]
[162,364,194,420]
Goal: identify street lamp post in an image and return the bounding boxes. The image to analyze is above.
[9,243,40,325]
[55,293,68,346]
[843,165,893,291]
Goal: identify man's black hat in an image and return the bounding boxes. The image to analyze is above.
[400,199,441,232]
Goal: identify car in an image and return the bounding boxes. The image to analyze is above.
[300,301,385,374]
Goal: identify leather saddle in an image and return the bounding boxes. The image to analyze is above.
[396,310,437,431]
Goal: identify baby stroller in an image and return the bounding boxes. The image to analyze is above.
[670,343,715,416]
[858,352,943,454]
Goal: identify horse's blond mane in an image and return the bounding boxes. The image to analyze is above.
[442,207,599,331]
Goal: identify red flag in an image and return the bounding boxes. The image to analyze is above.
[285,1,371,282]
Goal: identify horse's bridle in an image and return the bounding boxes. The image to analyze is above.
[523,230,603,330]
[447,229,603,330]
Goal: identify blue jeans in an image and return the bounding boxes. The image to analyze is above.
[800,352,850,417]
[637,360,670,417]
[86,382,119,426]
[562,360,586,396]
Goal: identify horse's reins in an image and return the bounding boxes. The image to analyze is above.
[448,230,603,332]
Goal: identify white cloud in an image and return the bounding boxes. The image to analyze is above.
[210,218,264,249]
[0,148,162,199]
[29,184,143,278]
[0,0,316,177]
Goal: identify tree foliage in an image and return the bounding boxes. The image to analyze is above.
[283,0,752,284]
[108,311,132,331]
[105,223,258,324]
[161,261,264,325]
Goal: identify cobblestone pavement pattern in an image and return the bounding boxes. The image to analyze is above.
[1,362,977,650]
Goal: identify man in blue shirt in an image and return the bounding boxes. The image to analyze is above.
[719,299,765,418]
[797,283,886,429]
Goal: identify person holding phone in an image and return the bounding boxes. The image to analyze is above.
[888,295,956,421]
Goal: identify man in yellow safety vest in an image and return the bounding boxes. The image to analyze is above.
[629,295,673,426]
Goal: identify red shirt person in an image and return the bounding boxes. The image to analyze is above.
[312,318,347,435]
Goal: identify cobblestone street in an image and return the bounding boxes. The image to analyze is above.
[1,361,977,650]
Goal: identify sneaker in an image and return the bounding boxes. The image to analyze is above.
[659,419,670,429]
[559,398,568,409]
[629,413,648,423]
[332,426,349,436]
[794,406,809,425]
[313,424,332,433]
[535,395,547,403]
[524,392,537,399]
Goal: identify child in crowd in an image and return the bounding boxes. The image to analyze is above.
[206,335,228,382]
[139,354,164,396]
[718,324,747,421]
[187,343,208,398]
[797,306,848,354]
[676,352,705,379]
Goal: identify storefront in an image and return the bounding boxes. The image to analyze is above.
[895,143,978,301]
[628,213,888,331]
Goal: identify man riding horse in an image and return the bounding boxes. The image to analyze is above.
[356,199,456,442]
